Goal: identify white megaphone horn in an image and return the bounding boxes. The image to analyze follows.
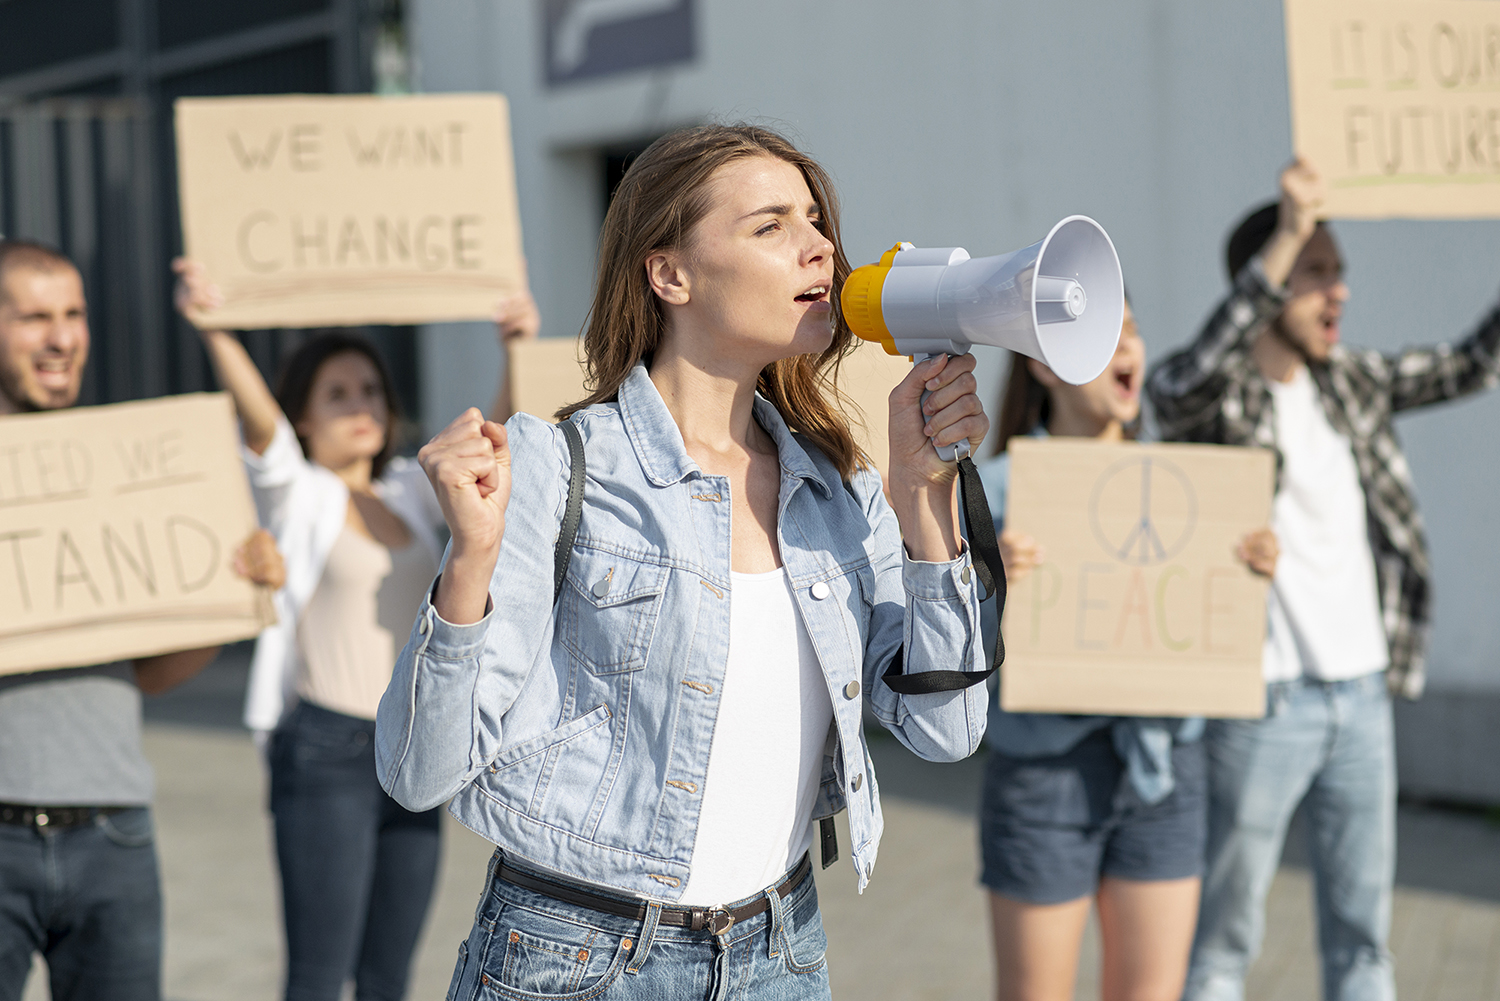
[841,215,1125,460]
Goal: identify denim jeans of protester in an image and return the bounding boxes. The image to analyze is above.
[444,851,830,1001]
[271,701,442,1001]
[0,806,162,1001]
[1184,673,1396,1001]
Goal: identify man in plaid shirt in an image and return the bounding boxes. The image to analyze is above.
[1147,162,1500,1001]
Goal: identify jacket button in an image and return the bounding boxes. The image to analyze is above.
[418,616,430,635]
[844,681,860,699]
[851,773,863,792]
[592,578,611,598]
[810,581,830,600]
[961,566,971,585]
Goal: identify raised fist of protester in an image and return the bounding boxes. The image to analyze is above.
[1261,158,1328,288]
[1236,528,1279,578]
[999,528,1045,585]
[233,528,286,591]
[171,257,225,330]
[1277,158,1325,241]
[419,408,509,622]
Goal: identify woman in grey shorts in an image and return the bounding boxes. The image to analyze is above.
[976,301,1279,1001]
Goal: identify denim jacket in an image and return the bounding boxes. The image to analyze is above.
[376,364,987,899]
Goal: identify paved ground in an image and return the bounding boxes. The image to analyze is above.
[20,651,1500,1000]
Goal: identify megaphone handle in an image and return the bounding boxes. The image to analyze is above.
[914,353,972,463]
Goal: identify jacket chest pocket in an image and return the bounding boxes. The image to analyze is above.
[559,550,668,675]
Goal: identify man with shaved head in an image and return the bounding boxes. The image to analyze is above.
[0,239,284,1001]
[0,241,90,412]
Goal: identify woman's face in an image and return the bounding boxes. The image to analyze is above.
[295,351,389,470]
[1032,301,1145,429]
[655,155,836,366]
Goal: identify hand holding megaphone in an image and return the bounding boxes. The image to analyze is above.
[842,216,1125,460]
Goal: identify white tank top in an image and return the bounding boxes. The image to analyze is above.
[679,568,835,906]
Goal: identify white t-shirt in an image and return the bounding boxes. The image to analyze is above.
[1261,367,1388,683]
[679,568,834,906]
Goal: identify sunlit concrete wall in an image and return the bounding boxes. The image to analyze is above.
[409,0,1500,801]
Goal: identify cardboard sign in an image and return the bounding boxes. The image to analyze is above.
[0,394,276,675]
[508,337,912,478]
[508,336,588,426]
[1285,0,1500,218]
[1000,439,1274,718]
[175,93,525,328]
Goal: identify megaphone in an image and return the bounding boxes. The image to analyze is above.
[841,215,1125,460]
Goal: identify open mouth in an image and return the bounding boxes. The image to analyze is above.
[33,356,74,389]
[794,283,830,304]
[1113,365,1138,398]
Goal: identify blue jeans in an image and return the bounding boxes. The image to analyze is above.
[0,807,162,1001]
[270,701,443,1001]
[444,852,830,1000]
[1185,674,1396,1001]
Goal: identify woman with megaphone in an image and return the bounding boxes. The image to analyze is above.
[377,124,994,1000]
[975,303,1278,1001]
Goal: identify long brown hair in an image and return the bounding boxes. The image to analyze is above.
[557,124,866,477]
[990,355,1052,456]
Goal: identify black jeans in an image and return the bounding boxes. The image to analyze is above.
[0,807,161,1001]
[270,701,442,1001]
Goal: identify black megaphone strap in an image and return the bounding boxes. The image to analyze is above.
[881,454,1006,694]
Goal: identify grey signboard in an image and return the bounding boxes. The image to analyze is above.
[543,0,695,85]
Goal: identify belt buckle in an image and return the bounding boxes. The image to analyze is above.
[708,908,735,935]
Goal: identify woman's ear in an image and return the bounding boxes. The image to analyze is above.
[645,251,691,306]
[1026,357,1063,389]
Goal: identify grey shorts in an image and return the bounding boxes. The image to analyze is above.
[979,729,1207,904]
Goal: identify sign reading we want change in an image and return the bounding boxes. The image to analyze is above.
[175,93,525,328]
[0,394,275,675]
[1000,439,1275,719]
[1285,0,1500,218]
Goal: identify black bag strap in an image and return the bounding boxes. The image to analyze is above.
[880,454,1006,695]
[552,419,586,605]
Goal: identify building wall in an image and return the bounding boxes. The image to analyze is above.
[411,0,1500,798]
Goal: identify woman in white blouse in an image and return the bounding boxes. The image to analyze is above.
[174,259,537,1001]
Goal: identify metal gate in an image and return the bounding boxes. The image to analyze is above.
[0,98,171,408]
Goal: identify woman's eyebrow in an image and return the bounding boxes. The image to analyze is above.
[739,203,792,222]
[738,202,821,223]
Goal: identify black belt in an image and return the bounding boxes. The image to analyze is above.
[0,803,128,830]
[497,853,813,936]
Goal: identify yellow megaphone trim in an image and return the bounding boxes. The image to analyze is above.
[840,243,905,355]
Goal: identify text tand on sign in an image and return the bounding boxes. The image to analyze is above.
[1000,439,1275,719]
[174,93,525,328]
[544,0,695,85]
[1285,0,1500,218]
[0,394,275,676]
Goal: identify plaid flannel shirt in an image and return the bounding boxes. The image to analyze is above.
[1146,259,1500,699]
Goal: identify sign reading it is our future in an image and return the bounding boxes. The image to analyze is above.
[1285,0,1500,218]
[1000,439,1274,719]
[175,93,525,329]
[0,394,276,676]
